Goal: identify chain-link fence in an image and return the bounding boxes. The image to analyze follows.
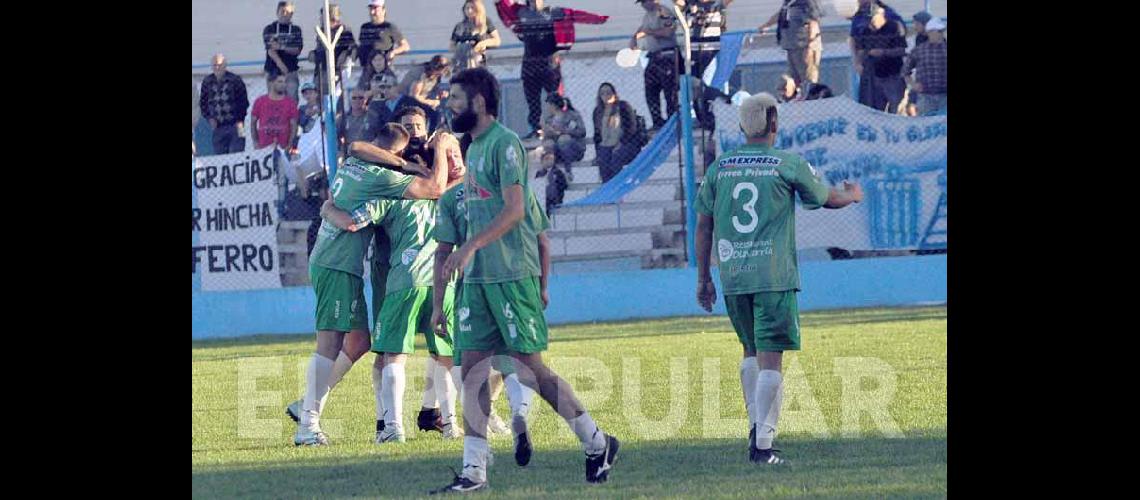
[193,3,946,293]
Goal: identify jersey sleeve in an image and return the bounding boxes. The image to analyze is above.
[695,166,716,216]
[496,136,527,190]
[791,158,831,210]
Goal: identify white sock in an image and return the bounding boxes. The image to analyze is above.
[436,362,458,425]
[422,357,439,409]
[752,370,784,450]
[318,351,355,411]
[301,354,335,429]
[451,365,464,403]
[504,373,534,420]
[372,362,385,423]
[567,412,606,455]
[381,363,406,431]
[462,436,491,483]
[740,357,760,428]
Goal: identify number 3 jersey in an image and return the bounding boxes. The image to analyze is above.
[696,143,830,295]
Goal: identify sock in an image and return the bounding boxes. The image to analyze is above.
[567,412,606,455]
[381,363,406,431]
[451,365,464,403]
[372,362,385,423]
[504,373,534,420]
[752,370,784,450]
[462,436,491,483]
[422,357,439,409]
[318,351,355,411]
[740,357,760,427]
[301,353,334,429]
[436,362,458,425]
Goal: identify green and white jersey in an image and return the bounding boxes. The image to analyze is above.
[434,182,550,279]
[309,156,414,277]
[352,198,438,294]
[458,121,545,284]
[695,143,830,295]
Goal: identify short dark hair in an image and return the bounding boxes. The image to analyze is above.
[375,123,411,151]
[395,106,427,123]
[277,1,293,12]
[450,67,500,116]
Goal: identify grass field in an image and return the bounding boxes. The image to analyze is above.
[192,306,946,499]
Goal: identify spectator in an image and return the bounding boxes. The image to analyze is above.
[359,51,393,90]
[452,0,502,73]
[904,17,946,116]
[684,0,734,132]
[337,87,374,155]
[298,82,322,134]
[759,0,822,95]
[774,74,801,103]
[397,55,451,133]
[199,53,250,155]
[912,11,932,47]
[395,106,432,168]
[849,0,905,107]
[538,150,568,215]
[592,83,640,184]
[263,1,305,102]
[252,73,300,151]
[856,5,907,113]
[366,71,404,131]
[358,0,410,85]
[541,94,587,176]
[496,0,608,140]
[631,0,679,131]
[311,4,356,94]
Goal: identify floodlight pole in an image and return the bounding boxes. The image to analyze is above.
[315,0,344,181]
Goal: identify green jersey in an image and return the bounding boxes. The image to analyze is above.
[459,121,543,284]
[351,198,438,294]
[309,157,414,277]
[695,143,830,295]
[434,182,550,279]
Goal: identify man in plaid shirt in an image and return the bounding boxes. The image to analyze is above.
[904,17,946,116]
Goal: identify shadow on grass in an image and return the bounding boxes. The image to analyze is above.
[192,433,946,499]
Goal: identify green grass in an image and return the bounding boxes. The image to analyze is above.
[193,306,946,499]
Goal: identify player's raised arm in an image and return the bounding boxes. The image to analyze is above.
[403,133,458,200]
[349,140,408,168]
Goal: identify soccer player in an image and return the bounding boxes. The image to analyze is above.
[432,181,549,466]
[694,93,863,464]
[429,68,618,494]
[292,123,457,446]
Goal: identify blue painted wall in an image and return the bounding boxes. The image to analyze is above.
[192,254,946,339]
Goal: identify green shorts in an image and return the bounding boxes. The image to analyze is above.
[456,277,548,354]
[372,286,455,356]
[450,279,514,375]
[311,265,369,332]
[724,290,801,352]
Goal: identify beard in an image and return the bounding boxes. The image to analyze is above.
[450,109,478,134]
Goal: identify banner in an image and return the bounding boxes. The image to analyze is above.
[192,146,283,291]
[715,96,947,251]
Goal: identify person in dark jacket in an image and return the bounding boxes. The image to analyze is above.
[199,53,250,154]
[592,83,640,183]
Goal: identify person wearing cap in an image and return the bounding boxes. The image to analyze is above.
[904,17,946,116]
[397,55,452,133]
[366,71,403,131]
[298,82,322,134]
[758,0,823,96]
[855,5,907,113]
[849,0,905,107]
[263,1,305,103]
[630,0,680,132]
[694,92,862,468]
[311,4,357,94]
[912,10,932,47]
[358,0,411,85]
